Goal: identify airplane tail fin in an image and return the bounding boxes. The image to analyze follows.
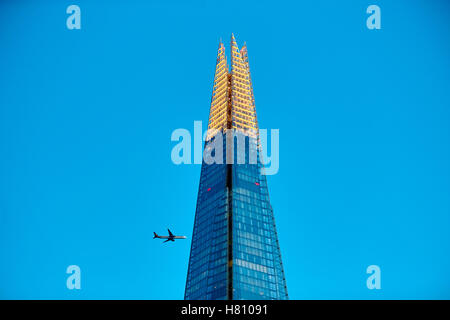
[153,232,158,239]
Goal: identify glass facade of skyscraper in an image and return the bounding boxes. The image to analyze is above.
[232,148,288,300]
[184,36,288,300]
[184,137,229,300]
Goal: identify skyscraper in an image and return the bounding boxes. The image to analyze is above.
[184,35,288,300]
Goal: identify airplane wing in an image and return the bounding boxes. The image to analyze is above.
[163,239,171,243]
[168,229,174,237]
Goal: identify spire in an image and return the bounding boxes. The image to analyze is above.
[229,35,257,137]
[240,41,247,56]
[206,35,258,138]
[230,33,240,66]
[206,37,231,138]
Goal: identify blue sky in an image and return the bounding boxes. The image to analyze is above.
[1,0,449,299]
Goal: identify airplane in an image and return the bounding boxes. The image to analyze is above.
[153,229,187,243]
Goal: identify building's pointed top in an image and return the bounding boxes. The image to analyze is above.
[217,39,225,54]
[241,41,247,54]
[231,33,240,56]
[231,33,237,45]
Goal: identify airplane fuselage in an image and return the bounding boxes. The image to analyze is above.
[153,230,187,242]
[155,235,187,240]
